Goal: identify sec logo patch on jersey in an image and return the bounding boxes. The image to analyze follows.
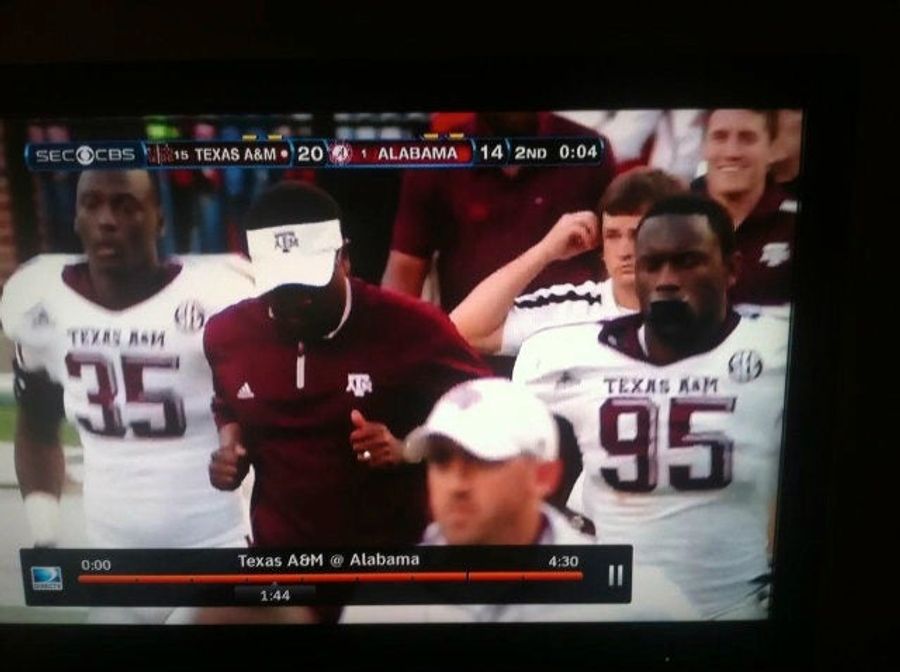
[174,300,206,333]
[728,350,763,383]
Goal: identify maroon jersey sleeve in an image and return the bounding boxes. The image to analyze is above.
[202,311,238,429]
[420,308,492,392]
[390,170,448,259]
[396,300,492,431]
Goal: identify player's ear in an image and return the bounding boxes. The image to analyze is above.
[725,250,741,290]
[535,459,563,500]
[338,244,351,276]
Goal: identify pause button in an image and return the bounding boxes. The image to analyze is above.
[608,564,625,587]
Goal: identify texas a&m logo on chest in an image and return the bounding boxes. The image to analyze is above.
[345,373,373,398]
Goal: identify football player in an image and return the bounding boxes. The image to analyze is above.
[514,194,787,619]
[0,170,253,596]
[450,168,685,521]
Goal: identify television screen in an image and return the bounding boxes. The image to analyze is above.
[0,102,804,630]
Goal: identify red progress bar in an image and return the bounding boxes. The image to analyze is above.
[78,572,469,585]
[78,570,582,585]
[522,571,583,581]
[468,571,583,582]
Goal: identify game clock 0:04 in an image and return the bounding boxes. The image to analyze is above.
[557,142,599,162]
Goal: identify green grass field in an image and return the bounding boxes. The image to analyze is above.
[0,402,81,446]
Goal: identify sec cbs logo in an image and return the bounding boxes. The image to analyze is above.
[34,145,138,166]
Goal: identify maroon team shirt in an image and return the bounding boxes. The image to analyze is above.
[694,178,796,307]
[203,278,491,547]
[391,113,616,311]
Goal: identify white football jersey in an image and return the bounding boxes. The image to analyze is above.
[500,279,633,355]
[513,313,788,618]
[0,254,254,548]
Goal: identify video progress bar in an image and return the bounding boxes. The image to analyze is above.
[78,571,584,585]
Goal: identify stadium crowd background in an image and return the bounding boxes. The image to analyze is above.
[0,110,800,278]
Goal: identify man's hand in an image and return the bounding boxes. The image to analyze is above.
[209,425,250,490]
[538,211,600,263]
[350,410,404,468]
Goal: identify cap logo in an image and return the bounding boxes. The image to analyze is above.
[445,385,482,410]
[274,230,300,253]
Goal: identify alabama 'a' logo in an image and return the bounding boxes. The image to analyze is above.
[728,350,763,383]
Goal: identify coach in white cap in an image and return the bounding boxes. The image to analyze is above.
[342,378,699,623]
[405,378,579,546]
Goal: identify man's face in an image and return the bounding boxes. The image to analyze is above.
[427,437,545,545]
[601,213,641,289]
[704,110,772,198]
[74,170,162,274]
[635,214,735,345]
[264,259,346,341]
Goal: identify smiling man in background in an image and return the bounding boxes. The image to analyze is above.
[695,109,796,313]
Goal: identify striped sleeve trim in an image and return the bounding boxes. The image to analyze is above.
[513,281,605,310]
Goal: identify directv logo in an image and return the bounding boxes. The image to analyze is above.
[30,566,63,591]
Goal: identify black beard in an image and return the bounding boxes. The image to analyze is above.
[646,299,698,346]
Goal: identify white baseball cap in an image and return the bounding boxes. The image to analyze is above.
[246,219,343,294]
[405,378,559,463]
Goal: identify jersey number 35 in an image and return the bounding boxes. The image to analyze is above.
[66,352,186,439]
